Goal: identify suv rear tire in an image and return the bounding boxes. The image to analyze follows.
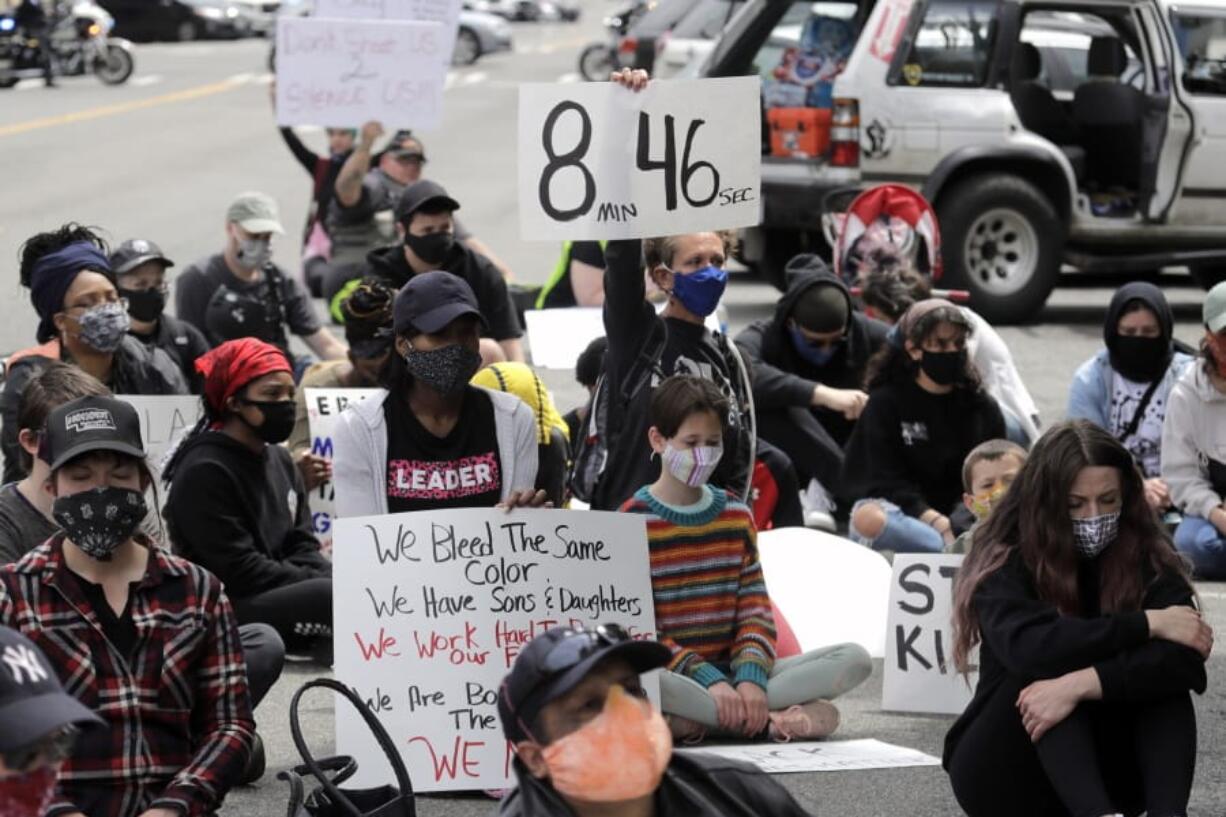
[937,173,1063,325]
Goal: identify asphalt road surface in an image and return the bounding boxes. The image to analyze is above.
[2,13,1225,815]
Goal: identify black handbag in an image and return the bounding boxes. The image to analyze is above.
[280,678,417,817]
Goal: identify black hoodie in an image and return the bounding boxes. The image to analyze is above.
[165,430,330,599]
[736,264,889,446]
[1102,281,1177,384]
[364,242,521,341]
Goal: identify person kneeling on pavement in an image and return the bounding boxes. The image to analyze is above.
[497,623,816,817]
[164,338,334,666]
[622,376,872,742]
[0,396,256,816]
[736,254,888,517]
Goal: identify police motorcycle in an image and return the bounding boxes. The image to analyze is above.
[0,1,135,88]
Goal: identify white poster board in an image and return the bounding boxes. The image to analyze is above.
[677,739,940,774]
[117,395,203,476]
[333,508,658,791]
[275,17,447,129]
[518,77,762,240]
[314,0,463,69]
[881,554,975,715]
[525,306,722,370]
[304,387,380,557]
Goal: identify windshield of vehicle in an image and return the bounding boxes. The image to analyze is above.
[671,0,742,40]
[1171,11,1226,95]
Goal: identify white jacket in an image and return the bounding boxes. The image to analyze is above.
[332,386,539,519]
[964,308,1041,442]
[1161,362,1226,520]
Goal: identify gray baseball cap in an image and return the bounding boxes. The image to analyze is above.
[1205,282,1226,334]
[226,192,285,235]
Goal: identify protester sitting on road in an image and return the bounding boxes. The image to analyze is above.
[946,420,1210,817]
[622,376,871,742]
[497,623,816,817]
[536,240,607,308]
[164,339,334,666]
[288,278,395,491]
[562,335,607,444]
[859,264,1041,444]
[111,238,211,393]
[736,253,888,515]
[947,439,1027,555]
[472,362,571,507]
[174,191,348,375]
[0,624,105,817]
[1069,282,1191,513]
[2,224,188,484]
[333,272,545,518]
[843,299,1006,553]
[1162,282,1226,579]
[0,395,258,815]
[326,122,513,278]
[328,179,526,362]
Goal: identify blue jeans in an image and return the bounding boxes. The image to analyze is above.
[1173,515,1226,579]
[850,499,944,554]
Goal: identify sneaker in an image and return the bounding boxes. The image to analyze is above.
[666,714,708,745]
[768,701,840,742]
[805,510,837,532]
[240,733,266,784]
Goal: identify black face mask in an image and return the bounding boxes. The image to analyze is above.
[920,349,966,387]
[404,232,454,265]
[52,486,147,561]
[1109,335,1171,383]
[120,288,166,323]
[239,399,296,444]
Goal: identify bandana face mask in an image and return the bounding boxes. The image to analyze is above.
[541,685,672,803]
[0,765,57,817]
[52,486,147,560]
[1071,511,1120,559]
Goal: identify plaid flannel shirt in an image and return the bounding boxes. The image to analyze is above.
[0,534,255,817]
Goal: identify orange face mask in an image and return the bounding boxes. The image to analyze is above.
[541,685,672,803]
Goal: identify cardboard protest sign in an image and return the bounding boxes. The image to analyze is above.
[116,395,203,476]
[314,0,463,69]
[275,16,447,129]
[881,554,975,715]
[525,307,722,370]
[304,388,380,557]
[677,739,940,774]
[332,508,658,791]
[518,77,762,240]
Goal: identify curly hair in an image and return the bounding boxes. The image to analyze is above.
[18,223,109,288]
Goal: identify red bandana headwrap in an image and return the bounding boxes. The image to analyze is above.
[195,338,291,417]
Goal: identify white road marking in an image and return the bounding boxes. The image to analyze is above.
[462,71,487,85]
[130,74,163,87]
[557,72,579,83]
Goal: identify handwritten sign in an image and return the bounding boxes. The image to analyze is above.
[677,739,940,774]
[518,77,762,240]
[881,554,975,715]
[117,395,203,477]
[275,16,448,129]
[314,0,463,69]
[304,388,380,557]
[332,508,659,791]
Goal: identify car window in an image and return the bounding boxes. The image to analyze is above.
[1171,11,1226,95]
[897,0,998,87]
[1018,12,1143,93]
[672,0,743,40]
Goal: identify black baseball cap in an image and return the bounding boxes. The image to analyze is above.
[497,623,670,743]
[0,625,103,752]
[42,396,145,472]
[110,239,174,275]
[394,179,460,224]
[393,271,486,336]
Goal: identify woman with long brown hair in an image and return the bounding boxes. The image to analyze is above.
[945,420,1212,817]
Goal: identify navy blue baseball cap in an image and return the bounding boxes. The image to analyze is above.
[0,625,103,752]
[393,271,486,336]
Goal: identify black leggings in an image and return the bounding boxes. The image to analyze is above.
[948,676,1196,817]
[233,578,333,659]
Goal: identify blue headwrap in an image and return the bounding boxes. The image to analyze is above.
[29,242,112,343]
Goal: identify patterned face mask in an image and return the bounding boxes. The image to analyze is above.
[661,444,723,487]
[52,486,147,560]
[0,766,57,817]
[969,484,1008,520]
[75,301,130,354]
[403,343,482,395]
[1071,511,1120,559]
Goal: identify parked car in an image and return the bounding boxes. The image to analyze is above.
[229,0,279,34]
[453,8,513,64]
[655,0,743,78]
[621,0,702,72]
[98,0,255,41]
[702,0,1226,322]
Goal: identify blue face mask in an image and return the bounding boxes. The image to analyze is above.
[669,265,727,318]
[789,324,842,367]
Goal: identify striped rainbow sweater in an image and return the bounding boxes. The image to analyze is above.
[621,485,777,690]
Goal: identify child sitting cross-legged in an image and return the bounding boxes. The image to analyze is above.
[621,375,872,743]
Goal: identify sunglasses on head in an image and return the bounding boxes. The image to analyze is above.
[2,726,78,772]
[392,151,426,164]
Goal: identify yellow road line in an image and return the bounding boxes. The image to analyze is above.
[0,76,250,138]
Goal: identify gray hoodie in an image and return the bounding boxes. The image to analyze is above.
[1161,361,1226,519]
[332,386,539,518]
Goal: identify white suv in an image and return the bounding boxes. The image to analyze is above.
[704,0,1226,323]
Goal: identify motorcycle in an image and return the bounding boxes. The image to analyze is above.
[577,0,648,82]
[0,1,135,88]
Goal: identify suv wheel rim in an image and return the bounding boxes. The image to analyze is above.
[963,207,1039,297]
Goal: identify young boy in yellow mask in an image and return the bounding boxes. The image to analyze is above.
[948,440,1028,554]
